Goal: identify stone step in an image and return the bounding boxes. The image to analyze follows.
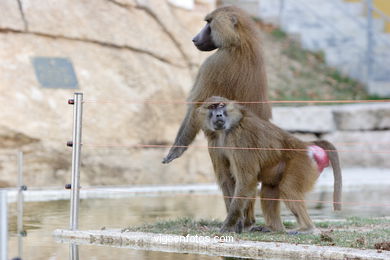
[273,103,390,133]
[323,131,390,167]
[272,105,336,133]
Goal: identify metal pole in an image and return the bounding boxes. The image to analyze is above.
[17,151,25,259]
[0,191,7,260]
[70,243,79,260]
[366,0,374,83]
[69,93,83,230]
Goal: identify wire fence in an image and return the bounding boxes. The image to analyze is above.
[82,99,390,104]
[1,93,390,227]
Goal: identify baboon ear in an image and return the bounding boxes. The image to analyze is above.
[230,15,238,26]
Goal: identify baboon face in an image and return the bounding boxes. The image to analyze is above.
[200,96,243,132]
[207,102,228,130]
[192,21,217,51]
[192,7,240,51]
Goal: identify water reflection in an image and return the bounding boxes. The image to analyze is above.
[8,195,226,260]
[68,244,268,260]
[6,187,390,260]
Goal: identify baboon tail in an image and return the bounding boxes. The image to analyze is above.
[313,140,342,211]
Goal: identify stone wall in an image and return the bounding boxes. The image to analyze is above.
[0,0,216,187]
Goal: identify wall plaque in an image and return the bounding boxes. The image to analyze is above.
[32,57,78,89]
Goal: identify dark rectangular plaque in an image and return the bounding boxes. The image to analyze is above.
[32,57,78,89]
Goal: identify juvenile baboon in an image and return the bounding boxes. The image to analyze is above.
[197,96,342,233]
[162,5,270,229]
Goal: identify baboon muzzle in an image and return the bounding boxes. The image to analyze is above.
[214,119,225,130]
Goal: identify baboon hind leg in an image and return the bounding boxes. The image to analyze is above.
[252,184,285,232]
[280,184,314,233]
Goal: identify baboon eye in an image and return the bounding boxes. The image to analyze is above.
[207,103,226,110]
[207,104,218,110]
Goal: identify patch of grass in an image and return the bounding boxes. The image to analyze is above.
[123,217,390,250]
[271,28,288,40]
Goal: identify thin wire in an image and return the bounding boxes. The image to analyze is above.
[83,99,390,104]
[82,143,390,154]
[74,187,390,208]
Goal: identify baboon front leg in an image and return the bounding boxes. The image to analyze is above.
[210,152,255,230]
[163,105,200,164]
[221,175,235,212]
[251,184,285,232]
[243,200,256,230]
[221,179,257,233]
[209,151,235,212]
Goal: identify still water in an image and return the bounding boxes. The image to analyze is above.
[6,188,390,260]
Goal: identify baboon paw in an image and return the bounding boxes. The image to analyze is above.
[250,226,272,233]
[162,148,186,164]
[287,229,315,235]
[162,156,174,164]
[287,230,300,235]
[235,219,243,234]
[162,153,179,164]
[243,224,255,232]
[243,218,255,230]
[221,220,243,234]
[220,225,234,233]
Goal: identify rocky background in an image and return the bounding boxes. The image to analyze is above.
[0,0,215,187]
[0,0,389,188]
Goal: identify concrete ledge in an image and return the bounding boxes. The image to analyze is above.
[272,105,336,133]
[333,103,390,131]
[5,184,219,203]
[5,168,390,203]
[272,103,390,133]
[53,229,390,260]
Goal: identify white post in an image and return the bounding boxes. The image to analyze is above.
[69,93,83,230]
[17,151,25,259]
[0,191,7,260]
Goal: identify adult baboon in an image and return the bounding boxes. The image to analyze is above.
[162,6,270,229]
[197,96,342,233]
[163,6,271,162]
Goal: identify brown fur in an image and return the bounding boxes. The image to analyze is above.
[312,140,342,211]
[163,6,271,163]
[197,96,342,233]
[163,6,270,228]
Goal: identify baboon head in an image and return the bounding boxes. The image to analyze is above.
[192,7,245,51]
[198,96,243,131]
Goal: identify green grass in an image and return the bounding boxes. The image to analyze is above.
[271,27,288,40]
[122,217,390,250]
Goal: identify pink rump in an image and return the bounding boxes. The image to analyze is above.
[308,145,329,174]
